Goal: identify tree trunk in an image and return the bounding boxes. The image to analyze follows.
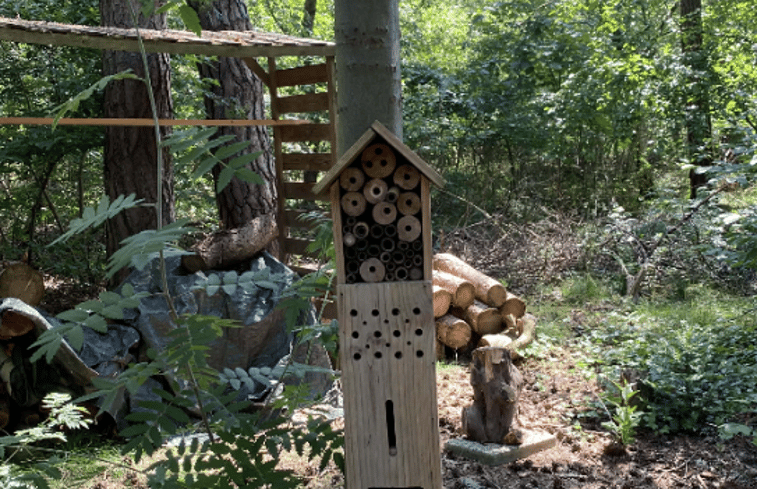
[101,0,175,282]
[680,0,712,198]
[334,0,402,153]
[189,0,278,232]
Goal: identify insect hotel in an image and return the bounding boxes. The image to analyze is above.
[313,121,445,489]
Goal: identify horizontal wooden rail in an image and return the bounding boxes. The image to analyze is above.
[283,181,327,201]
[281,152,333,171]
[276,92,329,114]
[275,63,328,87]
[284,237,318,257]
[0,117,310,127]
[278,123,331,142]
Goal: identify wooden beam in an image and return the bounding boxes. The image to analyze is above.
[283,182,328,201]
[0,117,308,127]
[242,57,270,87]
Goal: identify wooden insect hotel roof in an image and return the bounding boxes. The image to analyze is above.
[313,120,445,195]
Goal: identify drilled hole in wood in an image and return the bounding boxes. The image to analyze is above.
[393,330,401,337]
[416,350,424,358]
[375,351,382,359]
[352,331,359,339]
[415,328,423,336]
[412,307,421,315]
[391,308,400,316]
[374,331,382,338]
[353,353,361,361]
[372,309,379,316]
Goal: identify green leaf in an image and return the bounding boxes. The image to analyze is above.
[228,150,263,169]
[66,325,84,351]
[221,283,237,295]
[216,166,236,193]
[178,4,202,37]
[84,314,108,333]
[213,141,251,161]
[234,167,265,184]
[57,309,90,323]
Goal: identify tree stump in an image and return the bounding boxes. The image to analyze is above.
[462,347,523,444]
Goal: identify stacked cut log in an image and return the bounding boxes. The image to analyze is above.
[432,253,534,359]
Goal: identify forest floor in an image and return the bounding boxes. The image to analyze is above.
[28,211,757,488]
[39,279,757,489]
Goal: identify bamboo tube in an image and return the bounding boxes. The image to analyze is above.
[433,253,508,307]
[500,293,527,319]
[380,251,392,263]
[340,167,365,191]
[451,300,503,336]
[413,254,423,267]
[432,270,475,309]
[347,261,360,274]
[436,314,473,350]
[359,258,386,283]
[395,267,409,280]
[394,164,420,190]
[372,202,397,225]
[433,285,452,318]
[412,239,423,251]
[386,186,400,203]
[363,178,388,204]
[353,222,370,239]
[397,215,421,242]
[410,268,423,281]
[341,192,366,217]
[397,192,421,215]
[385,224,397,237]
[343,233,357,247]
[367,244,381,257]
[361,143,396,178]
[380,237,395,252]
[392,251,406,264]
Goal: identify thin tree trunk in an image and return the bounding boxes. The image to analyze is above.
[101,0,175,283]
[334,0,402,152]
[188,0,278,232]
[302,0,317,36]
[680,0,712,198]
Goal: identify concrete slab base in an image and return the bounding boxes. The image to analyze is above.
[444,430,557,466]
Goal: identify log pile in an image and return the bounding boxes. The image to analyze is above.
[432,253,535,359]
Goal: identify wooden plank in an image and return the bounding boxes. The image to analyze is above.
[275,63,328,87]
[283,182,327,201]
[0,117,309,127]
[278,123,331,142]
[281,152,332,171]
[242,57,269,87]
[275,92,329,114]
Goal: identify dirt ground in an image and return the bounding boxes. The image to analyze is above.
[432,352,757,489]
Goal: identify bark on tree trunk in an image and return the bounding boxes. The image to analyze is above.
[101,0,175,282]
[680,0,712,198]
[189,0,278,232]
[334,0,402,153]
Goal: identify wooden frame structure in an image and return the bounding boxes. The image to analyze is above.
[0,16,337,265]
[314,121,445,489]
